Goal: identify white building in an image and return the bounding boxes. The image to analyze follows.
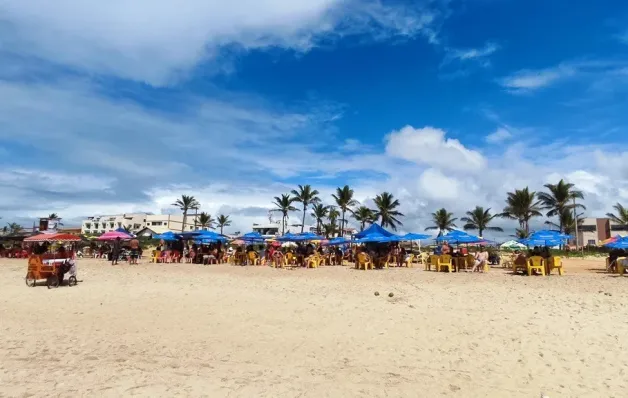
[252,222,317,238]
[81,213,201,235]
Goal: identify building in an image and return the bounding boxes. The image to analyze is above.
[251,222,317,238]
[251,222,356,238]
[81,213,201,235]
[578,217,627,246]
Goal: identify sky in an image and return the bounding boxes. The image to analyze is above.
[0,0,627,238]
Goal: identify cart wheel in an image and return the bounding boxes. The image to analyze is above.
[68,276,77,287]
[25,275,36,287]
[46,276,59,289]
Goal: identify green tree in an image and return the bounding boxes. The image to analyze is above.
[461,206,503,238]
[271,194,298,235]
[537,179,586,233]
[216,214,231,235]
[425,208,458,236]
[327,207,341,237]
[373,192,403,230]
[291,184,320,233]
[48,213,63,229]
[500,187,543,234]
[198,212,215,230]
[7,222,22,234]
[332,185,358,236]
[352,206,376,231]
[310,204,329,235]
[171,195,200,232]
[544,208,583,236]
[512,228,529,239]
[606,203,628,226]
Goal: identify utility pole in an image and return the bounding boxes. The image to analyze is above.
[573,197,580,253]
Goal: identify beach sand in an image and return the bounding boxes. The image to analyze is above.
[2,257,627,397]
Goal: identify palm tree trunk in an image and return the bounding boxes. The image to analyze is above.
[341,210,345,237]
[182,211,187,233]
[282,214,286,235]
[301,205,306,233]
[220,226,224,235]
[193,208,198,230]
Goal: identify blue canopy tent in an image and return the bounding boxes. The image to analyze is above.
[355,232,394,243]
[353,224,398,239]
[236,232,266,243]
[327,237,350,246]
[605,236,628,249]
[276,233,297,242]
[279,232,324,242]
[153,231,180,241]
[193,230,229,244]
[401,233,431,241]
[436,230,481,244]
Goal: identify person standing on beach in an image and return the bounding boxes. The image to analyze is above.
[129,237,140,265]
[112,237,121,265]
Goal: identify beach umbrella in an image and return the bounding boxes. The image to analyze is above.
[276,233,297,242]
[236,232,266,244]
[291,232,324,242]
[518,237,562,247]
[353,224,397,239]
[607,239,628,249]
[437,230,481,244]
[500,240,526,250]
[97,230,132,241]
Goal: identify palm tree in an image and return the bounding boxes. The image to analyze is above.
[291,184,320,233]
[332,185,358,236]
[216,214,231,235]
[7,222,22,234]
[322,223,338,239]
[545,208,583,236]
[310,204,329,235]
[48,213,63,229]
[171,195,200,232]
[352,206,376,231]
[537,179,586,233]
[327,207,341,237]
[606,203,628,226]
[271,194,298,235]
[500,187,543,234]
[373,192,404,230]
[1,225,8,235]
[425,208,458,235]
[512,228,529,239]
[460,206,503,238]
[198,212,215,230]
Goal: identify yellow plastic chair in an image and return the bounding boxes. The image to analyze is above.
[248,251,260,265]
[527,256,546,276]
[437,255,454,273]
[548,256,564,275]
[427,255,440,271]
[405,254,414,268]
[463,254,475,272]
[356,252,373,270]
[284,252,296,267]
[151,250,161,263]
[307,255,320,268]
[618,257,627,276]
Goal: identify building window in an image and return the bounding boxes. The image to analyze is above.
[587,239,596,246]
[85,223,91,229]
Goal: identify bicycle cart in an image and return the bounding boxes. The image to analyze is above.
[23,233,81,289]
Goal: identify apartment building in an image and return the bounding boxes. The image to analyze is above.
[81,213,200,235]
[578,217,627,246]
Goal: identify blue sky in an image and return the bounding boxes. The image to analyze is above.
[0,0,627,237]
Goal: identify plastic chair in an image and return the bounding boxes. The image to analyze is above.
[405,254,414,267]
[306,255,320,268]
[437,255,454,273]
[356,252,373,270]
[247,251,260,265]
[284,252,296,267]
[427,255,440,271]
[527,256,546,276]
[618,257,627,276]
[548,256,564,275]
[151,250,161,263]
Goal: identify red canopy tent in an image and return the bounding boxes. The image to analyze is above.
[24,233,81,242]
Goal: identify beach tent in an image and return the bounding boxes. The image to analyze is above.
[401,233,431,241]
[604,235,628,249]
[353,224,397,239]
[236,232,266,243]
[436,230,481,244]
[190,230,228,243]
[500,240,526,250]
[97,230,132,241]
[326,237,350,246]
[153,231,180,241]
[290,232,324,242]
[355,232,394,243]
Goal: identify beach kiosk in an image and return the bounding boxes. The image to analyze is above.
[23,233,81,288]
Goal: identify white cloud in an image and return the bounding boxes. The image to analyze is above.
[385,126,487,172]
[500,64,577,91]
[485,127,512,144]
[0,0,440,85]
[446,41,499,63]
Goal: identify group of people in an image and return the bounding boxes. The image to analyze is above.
[434,242,492,272]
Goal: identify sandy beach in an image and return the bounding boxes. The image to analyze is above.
[1,257,627,397]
